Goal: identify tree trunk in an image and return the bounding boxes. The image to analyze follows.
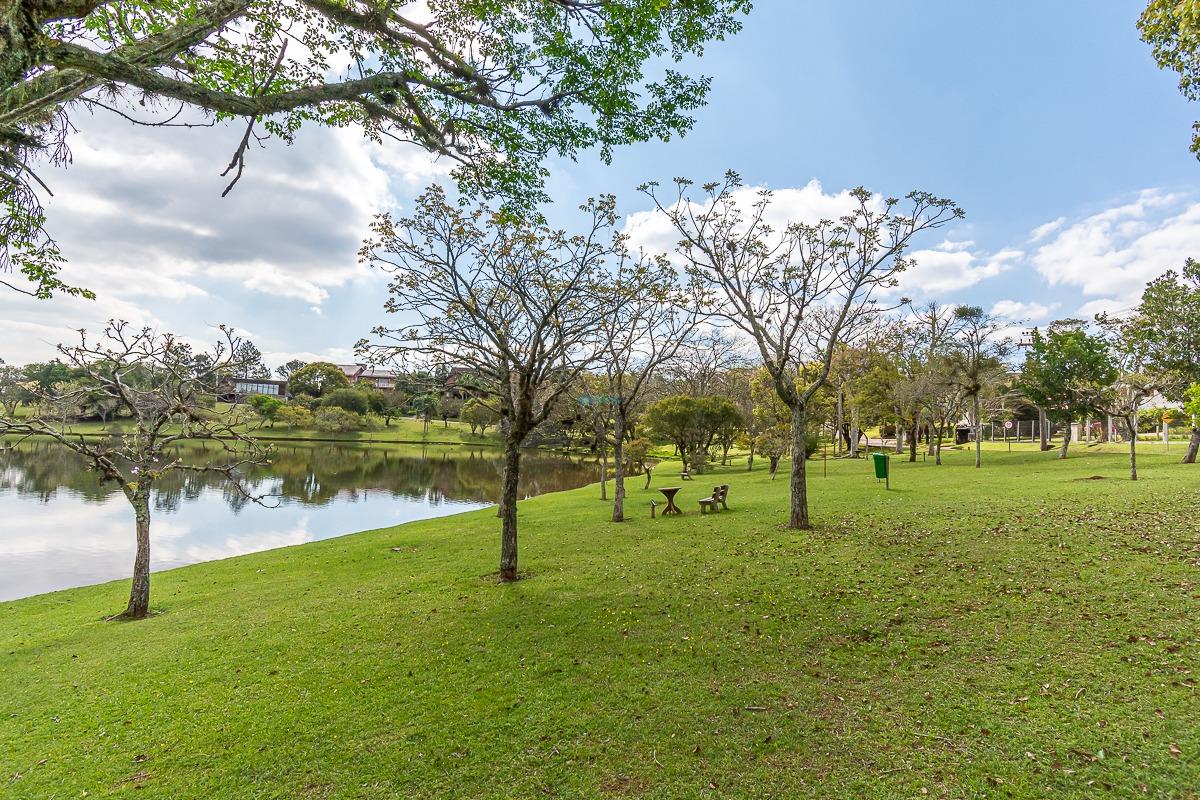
[498,441,522,581]
[788,405,811,529]
[834,390,844,456]
[908,422,918,463]
[123,490,152,619]
[769,455,780,478]
[1058,424,1072,459]
[1182,427,1199,464]
[849,407,859,458]
[935,423,943,466]
[611,414,626,522]
[1038,407,1050,451]
[1127,415,1138,481]
[973,394,982,468]
[599,448,608,500]
[746,441,755,471]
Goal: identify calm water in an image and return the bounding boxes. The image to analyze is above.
[0,441,597,601]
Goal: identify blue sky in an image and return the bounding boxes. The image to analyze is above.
[2,1,1196,367]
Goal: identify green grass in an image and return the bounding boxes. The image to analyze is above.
[12,403,501,447]
[3,443,1198,798]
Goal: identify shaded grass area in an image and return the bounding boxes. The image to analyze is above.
[2,444,1198,798]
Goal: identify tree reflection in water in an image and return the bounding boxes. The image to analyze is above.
[0,441,596,510]
[0,441,597,601]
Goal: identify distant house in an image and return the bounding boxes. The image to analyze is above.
[336,364,399,390]
[223,378,287,403]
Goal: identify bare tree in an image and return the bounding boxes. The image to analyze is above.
[598,257,702,521]
[0,322,272,619]
[658,328,748,397]
[947,306,1014,468]
[361,186,620,581]
[643,172,962,528]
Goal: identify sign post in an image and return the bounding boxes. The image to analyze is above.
[1004,419,1013,453]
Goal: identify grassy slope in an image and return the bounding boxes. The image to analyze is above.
[2,444,1198,798]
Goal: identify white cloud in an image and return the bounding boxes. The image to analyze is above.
[622,179,1008,300]
[896,244,1018,295]
[261,347,358,367]
[1029,217,1065,242]
[0,109,445,363]
[1030,189,1198,313]
[990,299,1059,322]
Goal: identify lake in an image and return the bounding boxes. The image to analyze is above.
[0,440,599,602]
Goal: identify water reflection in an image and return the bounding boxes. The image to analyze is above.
[0,441,595,601]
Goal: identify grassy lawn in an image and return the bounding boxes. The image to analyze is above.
[2,443,1198,798]
[11,404,501,447]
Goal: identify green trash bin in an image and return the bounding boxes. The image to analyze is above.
[871,452,889,487]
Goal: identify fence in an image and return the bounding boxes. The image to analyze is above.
[981,419,1053,442]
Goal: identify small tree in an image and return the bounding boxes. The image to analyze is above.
[288,362,350,398]
[233,340,270,379]
[596,257,703,520]
[247,393,284,426]
[0,322,271,619]
[276,404,313,431]
[1020,321,1117,459]
[363,186,617,581]
[275,359,307,380]
[0,362,31,417]
[754,425,790,478]
[410,394,439,435]
[947,305,1014,468]
[701,395,744,465]
[644,171,962,528]
[379,391,408,428]
[438,396,463,428]
[461,398,501,436]
[1101,259,1200,463]
[1186,384,1200,438]
[643,395,731,474]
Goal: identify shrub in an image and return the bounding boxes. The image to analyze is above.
[803,430,821,459]
[362,413,385,432]
[623,437,650,472]
[275,404,313,430]
[246,393,284,424]
[313,406,362,433]
[321,388,371,415]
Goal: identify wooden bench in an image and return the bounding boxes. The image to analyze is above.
[699,485,730,515]
[680,470,693,481]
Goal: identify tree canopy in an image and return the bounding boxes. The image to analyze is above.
[287,361,349,397]
[1140,0,1200,157]
[2,0,748,298]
